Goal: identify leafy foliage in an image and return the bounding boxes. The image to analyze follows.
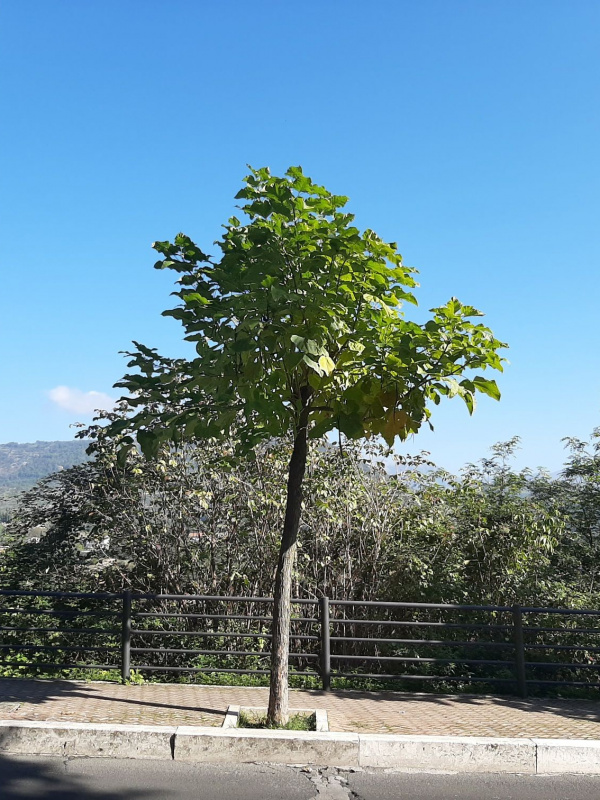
[113,166,507,458]
[530,428,600,604]
[1,429,572,609]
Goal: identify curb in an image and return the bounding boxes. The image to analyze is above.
[1,720,600,774]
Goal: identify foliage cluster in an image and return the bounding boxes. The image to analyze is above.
[114,167,505,461]
[4,422,600,611]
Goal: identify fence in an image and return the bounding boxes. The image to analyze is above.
[2,589,600,697]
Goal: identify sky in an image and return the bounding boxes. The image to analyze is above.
[1,0,599,475]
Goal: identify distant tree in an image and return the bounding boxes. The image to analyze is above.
[443,439,563,605]
[105,166,507,724]
[530,428,600,601]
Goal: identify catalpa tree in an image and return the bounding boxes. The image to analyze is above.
[109,166,507,724]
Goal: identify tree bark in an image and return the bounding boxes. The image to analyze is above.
[267,401,309,727]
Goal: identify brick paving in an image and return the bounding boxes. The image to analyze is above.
[1,679,600,739]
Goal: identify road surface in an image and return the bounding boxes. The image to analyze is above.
[1,756,600,799]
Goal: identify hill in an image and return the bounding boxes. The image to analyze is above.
[0,440,89,490]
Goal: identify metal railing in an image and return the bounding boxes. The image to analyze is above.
[2,589,600,697]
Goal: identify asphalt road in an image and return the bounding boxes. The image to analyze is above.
[2,756,600,800]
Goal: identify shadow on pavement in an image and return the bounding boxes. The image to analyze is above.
[0,678,224,718]
[4,677,600,732]
[302,687,600,726]
[0,752,161,800]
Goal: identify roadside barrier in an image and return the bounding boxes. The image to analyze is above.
[2,589,600,697]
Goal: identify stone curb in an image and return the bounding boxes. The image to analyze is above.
[0,721,176,759]
[1,720,600,773]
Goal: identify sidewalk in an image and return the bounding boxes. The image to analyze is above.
[2,678,600,739]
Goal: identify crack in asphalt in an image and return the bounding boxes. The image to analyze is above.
[298,766,366,800]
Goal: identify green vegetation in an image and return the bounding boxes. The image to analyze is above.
[238,709,316,731]
[2,427,594,607]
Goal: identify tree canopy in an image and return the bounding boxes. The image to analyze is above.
[113,166,506,458]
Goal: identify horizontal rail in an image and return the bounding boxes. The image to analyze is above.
[332,672,515,683]
[387,621,513,631]
[0,662,119,671]
[0,608,118,618]
[133,593,317,604]
[525,643,600,653]
[524,626,600,635]
[329,636,513,648]
[131,612,317,623]
[525,661,600,670]
[130,629,319,641]
[330,599,600,616]
[0,590,122,599]
[329,617,512,630]
[132,665,319,675]
[330,654,514,666]
[0,590,596,616]
[130,647,318,660]
[521,607,600,617]
[0,626,121,636]
[329,599,513,612]
[528,679,600,686]
[0,644,119,653]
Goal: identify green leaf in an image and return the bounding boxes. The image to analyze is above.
[445,378,460,398]
[347,340,365,353]
[336,413,365,439]
[307,372,322,390]
[318,355,335,376]
[270,285,287,301]
[137,429,161,459]
[183,292,210,306]
[473,377,501,401]
[230,337,256,353]
[308,416,336,438]
[463,392,476,414]
[302,354,323,375]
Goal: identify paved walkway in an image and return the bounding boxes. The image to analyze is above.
[1,679,600,739]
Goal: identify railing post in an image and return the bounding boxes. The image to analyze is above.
[512,604,527,698]
[319,596,331,691]
[121,589,131,683]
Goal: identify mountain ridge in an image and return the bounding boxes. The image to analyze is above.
[0,440,89,490]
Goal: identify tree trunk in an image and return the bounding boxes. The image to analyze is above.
[267,405,309,727]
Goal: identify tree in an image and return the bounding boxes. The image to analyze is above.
[442,439,562,605]
[107,166,507,724]
[530,428,600,602]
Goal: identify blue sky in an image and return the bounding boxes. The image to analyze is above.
[1,0,598,474]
